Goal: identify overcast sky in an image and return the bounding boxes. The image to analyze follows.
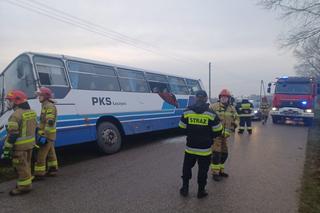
[0,0,296,97]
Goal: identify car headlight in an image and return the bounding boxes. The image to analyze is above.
[272,107,278,111]
[254,110,258,113]
[305,109,312,113]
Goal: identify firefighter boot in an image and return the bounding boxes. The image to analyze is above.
[238,130,244,134]
[47,168,58,177]
[248,130,252,135]
[197,185,208,199]
[9,188,31,196]
[33,175,45,181]
[220,172,229,178]
[179,180,189,197]
[212,173,222,181]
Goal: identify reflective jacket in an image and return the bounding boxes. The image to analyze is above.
[210,102,239,137]
[179,102,222,156]
[39,100,57,141]
[236,101,254,117]
[5,107,37,151]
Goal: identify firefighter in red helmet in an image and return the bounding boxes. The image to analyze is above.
[1,90,37,195]
[209,89,239,181]
[34,87,58,179]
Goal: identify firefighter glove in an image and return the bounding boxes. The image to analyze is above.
[37,136,47,146]
[1,147,12,160]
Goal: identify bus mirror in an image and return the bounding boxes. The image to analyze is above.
[267,82,272,93]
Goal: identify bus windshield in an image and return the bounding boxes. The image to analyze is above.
[275,82,312,95]
[1,55,36,115]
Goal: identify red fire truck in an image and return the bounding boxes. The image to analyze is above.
[267,76,317,125]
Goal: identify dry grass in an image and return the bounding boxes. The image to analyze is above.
[299,117,320,213]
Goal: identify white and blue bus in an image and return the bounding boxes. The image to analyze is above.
[0,52,204,153]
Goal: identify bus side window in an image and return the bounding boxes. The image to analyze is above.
[38,72,51,85]
[117,68,150,93]
[68,61,120,91]
[34,56,68,87]
[145,73,170,94]
[168,76,189,95]
[185,79,201,95]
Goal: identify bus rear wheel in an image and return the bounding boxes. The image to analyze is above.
[97,122,122,154]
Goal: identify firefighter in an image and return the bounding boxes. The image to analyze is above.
[34,87,58,179]
[260,96,270,125]
[210,89,238,181]
[237,99,254,134]
[1,90,37,195]
[179,90,222,199]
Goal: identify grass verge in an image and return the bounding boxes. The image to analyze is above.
[299,116,320,213]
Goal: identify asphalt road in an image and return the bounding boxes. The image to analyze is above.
[0,121,308,213]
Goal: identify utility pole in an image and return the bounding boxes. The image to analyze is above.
[259,80,266,102]
[209,62,212,103]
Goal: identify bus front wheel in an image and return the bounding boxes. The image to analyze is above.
[97,122,122,154]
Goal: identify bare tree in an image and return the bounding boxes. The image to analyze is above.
[294,37,320,77]
[259,0,320,47]
[260,0,320,76]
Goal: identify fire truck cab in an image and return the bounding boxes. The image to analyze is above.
[268,76,317,126]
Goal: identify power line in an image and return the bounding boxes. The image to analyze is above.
[27,0,159,50]
[4,0,203,65]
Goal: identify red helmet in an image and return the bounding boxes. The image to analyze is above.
[219,89,231,98]
[37,87,53,99]
[5,90,27,105]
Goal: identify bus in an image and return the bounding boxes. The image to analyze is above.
[0,52,204,154]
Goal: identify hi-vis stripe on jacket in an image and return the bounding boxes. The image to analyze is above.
[179,103,222,156]
[5,108,37,151]
[39,100,57,141]
[237,102,254,117]
[209,102,239,137]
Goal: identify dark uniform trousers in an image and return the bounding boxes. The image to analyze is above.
[239,116,252,133]
[182,152,211,187]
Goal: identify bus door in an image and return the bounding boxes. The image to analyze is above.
[33,55,81,146]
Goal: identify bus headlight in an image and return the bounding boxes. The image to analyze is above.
[305,109,313,113]
[254,110,258,114]
[272,107,278,111]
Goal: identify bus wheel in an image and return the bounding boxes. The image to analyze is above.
[97,122,122,154]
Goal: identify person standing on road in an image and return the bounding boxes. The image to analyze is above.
[209,89,238,181]
[236,99,254,134]
[1,90,37,196]
[179,90,222,199]
[260,96,270,125]
[34,87,58,179]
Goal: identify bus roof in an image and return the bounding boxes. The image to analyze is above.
[24,52,200,81]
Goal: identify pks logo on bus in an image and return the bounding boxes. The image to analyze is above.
[92,97,127,106]
[92,97,112,106]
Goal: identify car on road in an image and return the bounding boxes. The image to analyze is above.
[250,100,262,121]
